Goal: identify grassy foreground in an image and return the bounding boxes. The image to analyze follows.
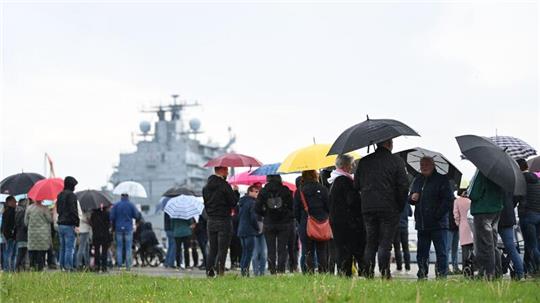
[1,272,539,302]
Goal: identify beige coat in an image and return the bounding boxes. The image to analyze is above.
[25,204,53,251]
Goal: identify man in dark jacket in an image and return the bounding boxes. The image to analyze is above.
[1,196,17,272]
[202,166,238,277]
[14,198,29,271]
[56,176,79,271]
[255,175,294,274]
[354,139,409,279]
[409,157,453,279]
[328,154,365,277]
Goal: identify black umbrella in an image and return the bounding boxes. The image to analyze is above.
[0,172,45,195]
[456,135,526,196]
[396,147,462,189]
[528,156,540,173]
[162,186,195,198]
[328,117,420,155]
[76,190,112,212]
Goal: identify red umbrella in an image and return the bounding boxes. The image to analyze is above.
[283,182,297,193]
[204,153,263,168]
[228,172,267,186]
[28,178,64,201]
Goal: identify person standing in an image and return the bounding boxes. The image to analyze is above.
[110,193,141,271]
[354,139,409,279]
[256,175,294,274]
[202,166,238,277]
[56,176,80,271]
[409,157,453,279]
[237,185,260,276]
[14,198,29,271]
[194,211,208,270]
[294,170,331,274]
[164,210,176,268]
[447,197,461,274]
[453,189,474,274]
[171,218,194,270]
[76,211,92,270]
[469,171,504,280]
[90,203,112,272]
[393,203,412,273]
[24,200,53,271]
[1,196,17,272]
[328,154,366,277]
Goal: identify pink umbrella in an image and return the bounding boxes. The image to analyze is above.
[535,172,540,178]
[28,178,64,201]
[228,171,266,186]
[204,153,263,168]
[283,182,297,193]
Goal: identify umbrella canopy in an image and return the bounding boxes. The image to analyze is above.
[0,172,45,196]
[204,153,263,168]
[163,195,204,221]
[28,178,64,201]
[250,163,281,176]
[283,182,297,192]
[328,118,420,155]
[278,144,360,174]
[113,181,148,198]
[396,147,462,188]
[76,190,113,212]
[527,156,540,173]
[456,135,526,196]
[228,171,267,186]
[490,136,537,160]
[162,186,195,198]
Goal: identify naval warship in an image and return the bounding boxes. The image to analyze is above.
[108,95,235,233]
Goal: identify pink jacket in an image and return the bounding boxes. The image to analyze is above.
[453,197,474,246]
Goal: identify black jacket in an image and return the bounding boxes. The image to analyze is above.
[90,208,112,243]
[140,222,159,247]
[56,177,80,227]
[329,175,363,231]
[354,147,409,214]
[14,205,28,242]
[1,206,16,240]
[294,181,330,225]
[202,175,238,219]
[499,192,517,228]
[255,181,294,225]
[409,171,453,231]
[518,172,540,215]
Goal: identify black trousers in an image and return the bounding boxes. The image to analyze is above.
[207,218,232,276]
[363,212,400,278]
[29,250,46,271]
[229,234,242,267]
[196,231,208,267]
[94,241,109,271]
[175,236,191,267]
[393,227,411,271]
[333,223,366,277]
[287,223,299,272]
[16,246,28,271]
[264,223,291,274]
[305,237,329,274]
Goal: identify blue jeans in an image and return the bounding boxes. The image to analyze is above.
[499,227,524,279]
[519,211,540,274]
[58,225,76,270]
[2,239,16,272]
[447,230,459,270]
[115,231,133,269]
[76,232,90,268]
[417,229,448,278]
[252,234,267,276]
[240,236,255,271]
[165,230,176,267]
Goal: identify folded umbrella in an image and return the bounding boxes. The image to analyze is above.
[28,178,64,201]
[0,172,45,196]
[278,144,360,174]
[328,117,420,155]
[396,147,462,188]
[527,156,540,173]
[250,163,281,176]
[228,171,267,186]
[164,195,204,221]
[113,181,147,198]
[490,136,537,160]
[76,190,112,212]
[204,153,262,168]
[456,135,526,196]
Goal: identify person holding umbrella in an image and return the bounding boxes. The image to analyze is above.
[202,166,238,277]
[56,176,81,271]
[24,199,53,271]
[354,139,409,279]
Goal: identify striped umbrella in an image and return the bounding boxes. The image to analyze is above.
[163,195,204,221]
[490,136,537,160]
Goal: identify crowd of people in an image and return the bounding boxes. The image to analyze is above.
[1,139,540,281]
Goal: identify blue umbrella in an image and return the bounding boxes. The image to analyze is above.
[250,163,281,176]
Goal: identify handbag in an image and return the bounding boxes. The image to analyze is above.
[299,190,333,241]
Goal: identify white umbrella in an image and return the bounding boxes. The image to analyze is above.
[164,195,204,221]
[113,181,147,198]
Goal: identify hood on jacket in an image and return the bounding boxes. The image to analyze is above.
[327,169,353,185]
[64,176,78,191]
[206,175,227,190]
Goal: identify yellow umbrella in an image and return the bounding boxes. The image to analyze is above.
[278,144,360,173]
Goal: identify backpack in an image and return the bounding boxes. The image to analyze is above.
[266,192,283,210]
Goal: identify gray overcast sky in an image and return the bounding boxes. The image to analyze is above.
[1,2,538,190]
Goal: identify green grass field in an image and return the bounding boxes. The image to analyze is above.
[1,272,539,302]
